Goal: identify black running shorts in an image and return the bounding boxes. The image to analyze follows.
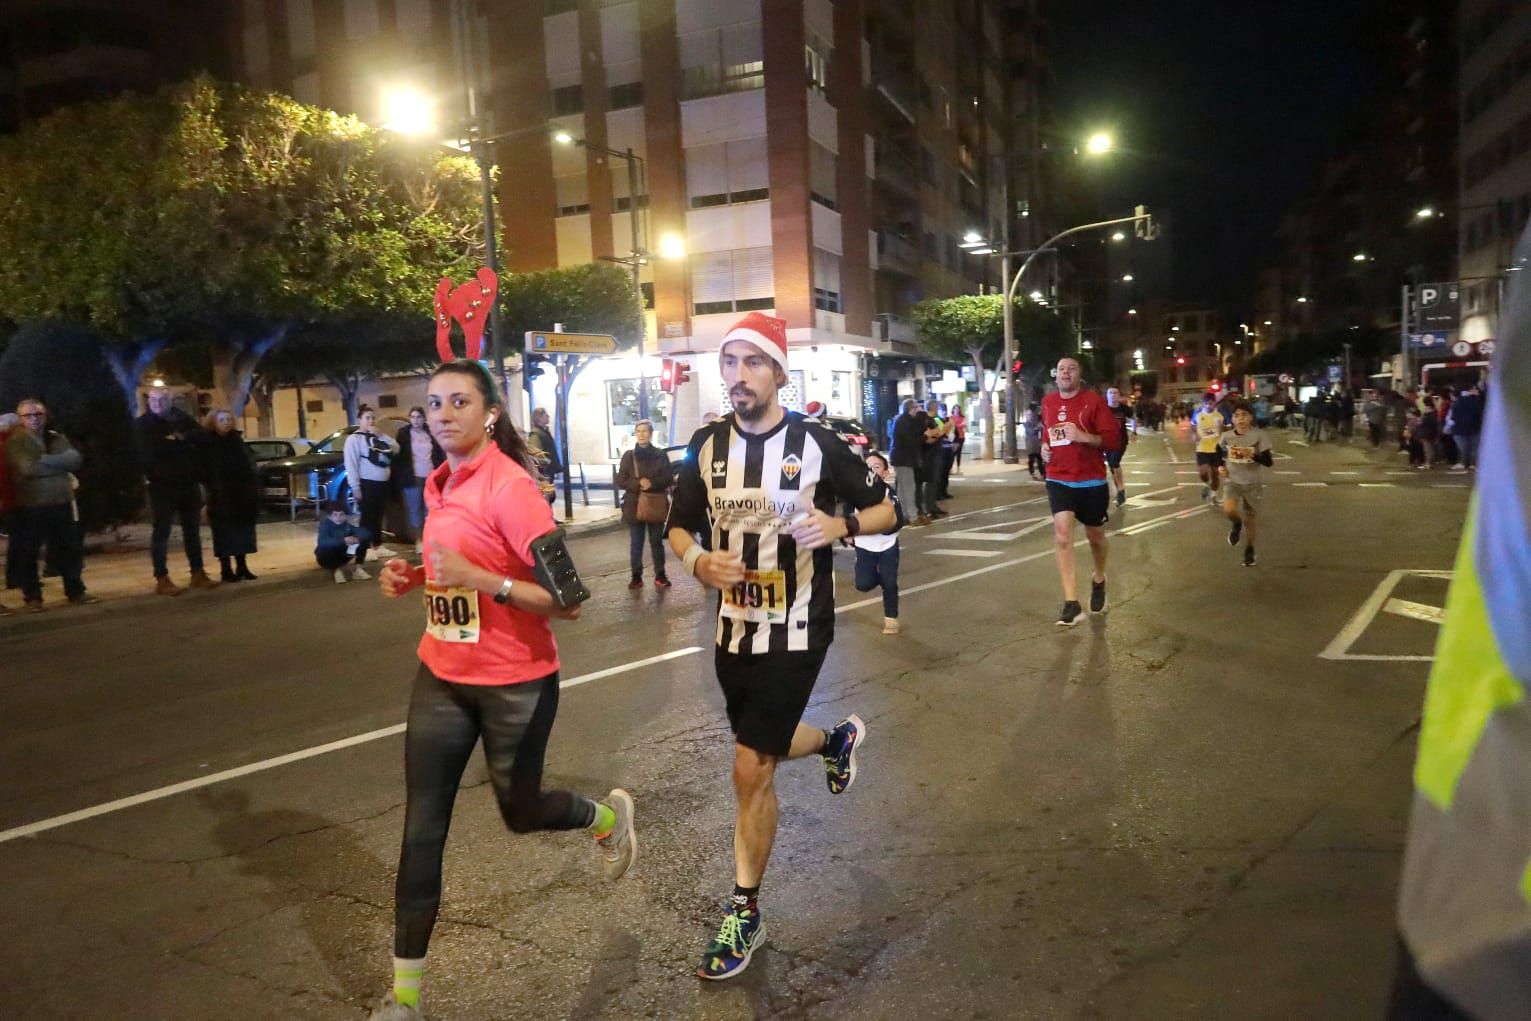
[1195,451,1223,467]
[1046,480,1110,528]
[1105,448,1125,470]
[715,646,828,757]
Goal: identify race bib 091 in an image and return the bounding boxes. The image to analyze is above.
[721,569,789,624]
[424,583,480,643]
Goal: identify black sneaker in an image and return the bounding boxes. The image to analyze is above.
[1056,600,1084,626]
[1228,520,1242,546]
[1089,578,1107,615]
[1116,489,1126,507]
[1243,546,1257,567]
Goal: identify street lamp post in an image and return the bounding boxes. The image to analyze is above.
[557,134,650,419]
[1001,209,1153,460]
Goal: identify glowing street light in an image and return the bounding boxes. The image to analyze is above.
[1121,273,1134,282]
[962,230,984,244]
[1029,290,1045,302]
[1263,319,1272,325]
[1111,231,1126,242]
[553,130,574,145]
[1127,308,1138,315]
[1415,206,1438,220]
[1085,131,1114,156]
[380,86,437,136]
[1296,296,1310,303]
[1352,252,1370,262]
[657,232,687,260]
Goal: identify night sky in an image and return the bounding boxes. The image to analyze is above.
[1048,0,1391,313]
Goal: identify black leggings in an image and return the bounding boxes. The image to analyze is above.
[357,479,390,564]
[394,667,595,958]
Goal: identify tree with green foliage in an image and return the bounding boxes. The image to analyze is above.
[912,293,1074,460]
[0,322,142,531]
[0,77,485,416]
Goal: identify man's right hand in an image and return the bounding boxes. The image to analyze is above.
[1040,445,1051,464]
[695,549,746,590]
[379,558,423,598]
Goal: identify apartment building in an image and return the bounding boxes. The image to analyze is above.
[1458,0,1531,344]
[231,0,1029,459]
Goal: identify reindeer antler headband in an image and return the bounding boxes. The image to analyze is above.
[434,267,499,363]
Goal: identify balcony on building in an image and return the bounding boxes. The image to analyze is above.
[874,228,921,277]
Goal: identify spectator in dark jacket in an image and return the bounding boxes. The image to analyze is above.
[137,388,216,596]
[616,419,674,588]
[890,399,930,526]
[528,407,563,506]
[201,410,260,582]
[316,500,370,583]
[393,406,444,549]
[5,398,93,610]
[1450,383,1486,471]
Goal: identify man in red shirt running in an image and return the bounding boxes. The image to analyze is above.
[1040,357,1123,626]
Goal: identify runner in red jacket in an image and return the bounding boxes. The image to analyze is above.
[1040,357,1123,625]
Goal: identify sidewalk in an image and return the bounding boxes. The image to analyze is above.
[0,500,621,619]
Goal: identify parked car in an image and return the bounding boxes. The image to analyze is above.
[256,420,407,507]
[245,437,311,464]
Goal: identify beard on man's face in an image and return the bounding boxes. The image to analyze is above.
[731,385,772,421]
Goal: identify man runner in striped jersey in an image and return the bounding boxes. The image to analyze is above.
[668,312,898,980]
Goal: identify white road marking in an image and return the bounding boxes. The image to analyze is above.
[1274,470,1301,475]
[1330,471,1359,476]
[8,503,1210,843]
[1174,470,1198,475]
[1386,471,1414,476]
[1432,484,1470,489]
[1384,598,1445,624]
[926,549,1005,558]
[1163,435,1181,464]
[1359,483,1396,488]
[1293,482,1328,487]
[0,645,706,845]
[1319,570,1453,661]
[1290,439,1310,447]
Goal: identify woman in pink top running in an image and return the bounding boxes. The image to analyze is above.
[367,359,636,1021]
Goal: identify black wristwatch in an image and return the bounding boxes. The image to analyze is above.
[843,513,861,539]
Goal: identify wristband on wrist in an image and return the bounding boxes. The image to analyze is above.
[843,513,861,539]
[682,544,705,577]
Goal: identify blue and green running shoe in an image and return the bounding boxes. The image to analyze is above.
[696,904,765,980]
[823,714,866,795]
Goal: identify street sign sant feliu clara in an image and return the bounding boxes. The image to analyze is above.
[524,331,618,355]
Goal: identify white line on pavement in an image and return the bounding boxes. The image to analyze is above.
[1293,482,1328,487]
[1330,471,1360,476]
[1384,598,1445,624]
[926,549,1005,558]
[1359,483,1396,488]
[10,503,1209,843]
[1319,570,1451,661]
[0,646,705,845]
[1274,470,1301,475]
[1432,484,1470,489]
[1162,434,1181,464]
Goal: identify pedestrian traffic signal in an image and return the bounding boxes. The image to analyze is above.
[674,361,691,388]
[525,354,550,380]
[660,357,675,393]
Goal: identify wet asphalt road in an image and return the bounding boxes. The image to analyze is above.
[0,426,1469,1019]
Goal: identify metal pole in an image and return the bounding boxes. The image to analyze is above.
[1399,284,1410,391]
[477,144,505,390]
[558,357,574,522]
[1001,249,1016,463]
[627,148,648,422]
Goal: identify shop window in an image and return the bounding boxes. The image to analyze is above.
[606,378,669,457]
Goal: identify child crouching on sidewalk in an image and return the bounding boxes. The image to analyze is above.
[316,500,371,583]
[853,450,905,634]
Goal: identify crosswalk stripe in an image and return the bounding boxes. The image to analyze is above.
[926,549,1004,558]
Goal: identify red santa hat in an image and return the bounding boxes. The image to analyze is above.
[720,311,789,373]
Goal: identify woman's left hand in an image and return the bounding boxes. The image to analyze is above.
[427,541,480,589]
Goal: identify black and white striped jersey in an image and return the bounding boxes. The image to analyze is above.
[668,412,888,654]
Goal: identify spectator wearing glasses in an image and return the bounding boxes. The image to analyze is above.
[4,399,95,610]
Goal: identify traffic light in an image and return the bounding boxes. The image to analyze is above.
[1210,380,1222,392]
[673,361,691,388]
[1175,356,1186,366]
[524,354,550,380]
[659,357,675,393]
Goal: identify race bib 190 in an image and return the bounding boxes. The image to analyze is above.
[722,569,789,624]
[424,583,480,643]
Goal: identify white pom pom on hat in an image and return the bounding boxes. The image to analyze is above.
[720,311,789,372]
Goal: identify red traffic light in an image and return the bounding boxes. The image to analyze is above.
[674,361,691,388]
[1210,380,1221,391]
[1175,356,1186,365]
[659,357,675,393]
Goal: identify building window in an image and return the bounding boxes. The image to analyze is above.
[691,247,774,316]
[809,143,837,210]
[1183,313,1199,332]
[377,394,399,408]
[305,399,325,413]
[687,137,769,208]
[804,37,830,96]
[550,84,584,117]
[679,60,764,100]
[609,80,644,110]
[814,288,842,313]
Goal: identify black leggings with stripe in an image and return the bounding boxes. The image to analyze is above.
[393,666,595,958]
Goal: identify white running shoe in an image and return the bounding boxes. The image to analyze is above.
[352,565,371,581]
[369,993,423,1020]
[882,617,900,635]
[373,546,401,559]
[596,789,637,881]
[334,569,349,584]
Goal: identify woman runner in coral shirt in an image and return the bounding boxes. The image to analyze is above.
[368,359,635,1021]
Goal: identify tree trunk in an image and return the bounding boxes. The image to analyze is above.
[102,339,167,413]
[248,377,276,437]
[217,326,291,420]
[969,350,996,461]
[324,373,362,424]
